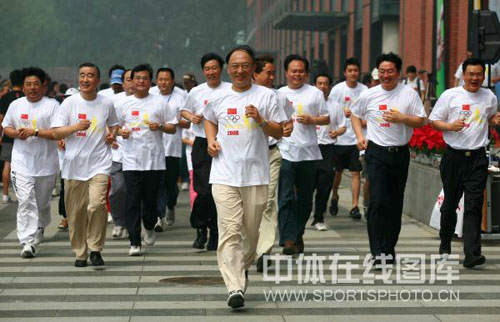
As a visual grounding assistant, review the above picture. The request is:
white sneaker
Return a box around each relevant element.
[154,217,166,232]
[21,244,35,258]
[107,213,113,224]
[314,222,328,231]
[51,188,59,197]
[33,228,44,245]
[2,195,12,204]
[129,246,142,256]
[144,229,156,246]
[166,209,175,226]
[227,290,245,309]
[112,226,126,238]
[180,182,189,191]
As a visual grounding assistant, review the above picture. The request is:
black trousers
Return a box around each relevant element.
[190,137,217,231]
[313,144,335,222]
[157,156,180,218]
[439,146,488,257]
[123,170,161,246]
[365,141,410,257]
[58,176,66,218]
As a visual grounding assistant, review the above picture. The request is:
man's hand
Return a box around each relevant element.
[329,130,340,139]
[356,137,368,151]
[245,104,263,124]
[449,118,466,132]
[283,121,293,137]
[105,131,115,144]
[344,110,352,118]
[57,139,65,151]
[296,114,313,125]
[383,109,407,124]
[207,140,221,157]
[18,128,35,140]
[76,119,91,131]
[192,114,203,124]
[122,128,131,139]
[111,141,119,149]
[147,121,160,131]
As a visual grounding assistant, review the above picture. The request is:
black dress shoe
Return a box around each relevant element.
[90,251,104,266]
[463,255,485,268]
[75,259,87,267]
[439,240,451,255]
[192,228,207,249]
[206,230,218,251]
[256,255,264,273]
[349,206,362,220]
[329,198,339,216]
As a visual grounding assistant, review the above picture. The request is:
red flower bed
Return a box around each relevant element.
[409,125,446,154]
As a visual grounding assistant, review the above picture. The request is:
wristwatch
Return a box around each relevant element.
[258,119,268,128]
[159,123,164,130]
[34,129,39,137]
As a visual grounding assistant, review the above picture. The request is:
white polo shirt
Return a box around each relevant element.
[429,86,497,150]
[317,98,346,145]
[159,87,187,158]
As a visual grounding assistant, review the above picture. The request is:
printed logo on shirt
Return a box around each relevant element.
[76,113,88,137]
[460,104,484,127]
[376,104,391,128]
[203,100,208,107]
[20,114,30,128]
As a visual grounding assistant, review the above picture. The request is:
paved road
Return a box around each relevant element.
[1,179,500,321]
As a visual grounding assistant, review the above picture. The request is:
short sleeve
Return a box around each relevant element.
[1,102,15,128]
[317,91,329,116]
[454,65,462,79]
[181,91,196,112]
[106,101,120,127]
[409,90,426,117]
[163,101,178,125]
[486,94,498,119]
[265,92,281,123]
[202,101,217,124]
[351,92,367,119]
[51,99,71,128]
[428,91,450,122]
[334,102,346,128]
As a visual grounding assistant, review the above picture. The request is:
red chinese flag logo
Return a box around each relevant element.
[132,111,139,116]
[21,114,28,119]
[227,108,237,115]
[203,100,208,106]
[345,96,350,102]
[379,105,387,111]
[78,113,87,119]
[462,104,470,111]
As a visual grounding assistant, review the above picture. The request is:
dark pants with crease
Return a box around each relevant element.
[278,159,317,245]
[123,170,161,246]
[313,144,335,223]
[439,146,488,257]
[365,141,409,257]
[157,156,180,218]
[190,137,218,232]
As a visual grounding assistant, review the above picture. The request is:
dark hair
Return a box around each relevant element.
[225,45,256,64]
[406,65,417,73]
[255,55,274,74]
[9,69,23,87]
[79,62,101,78]
[200,53,224,69]
[121,69,131,82]
[376,52,403,72]
[343,57,360,71]
[131,64,153,80]
[361,72,372,86]
[462,57,486,74]
[108,64,125,77]
[284,54,309,72]
[21,67,47,84]
[59,83,68,94]
[156,67,175,80]
[314,73,332,86]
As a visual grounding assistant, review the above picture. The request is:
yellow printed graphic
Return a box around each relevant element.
[297,103,303,116]
[243,114,250,129]
[143,112,149,125]
[91,116,97,131]
[32,119,37,130]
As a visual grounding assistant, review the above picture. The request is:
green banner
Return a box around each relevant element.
[435,0,446,97]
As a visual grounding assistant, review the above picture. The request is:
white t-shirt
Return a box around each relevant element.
[277,84,329,162]
[115,94,177,171]
[97,88,115,98]
[351,83,426,147]
[181,82,231,138]
[159,87,187,158]
[203,84,281,187]
[328,81,368,146]
[316,98,346,145]
[429,86,497,150]
[149,86,160,95]
[51,94,119,180]
[269,89,295,146]
[110,92,131,163]
[182,126,195,171]
[2,97,59,176]
[404,78,425,94]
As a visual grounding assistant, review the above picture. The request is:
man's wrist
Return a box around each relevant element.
[258,119,268,128]
[34,129,39,137]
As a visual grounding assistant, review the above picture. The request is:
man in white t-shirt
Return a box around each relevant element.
[429,57,500,268]
[454,51,500,87]
[312,73,346,231]
[109,69,133,239]
[278,55,330,255]
[115,64,177,256]
[2,67,59,258]
[204,45,283,309]
[402,65,425,101]
[154,67,190,231]
[328,58,368,220]
[98,64,125,97]
[351,53,427,265]
[253,55,294,273]
[181,53,231,251]
[52,62,120,267]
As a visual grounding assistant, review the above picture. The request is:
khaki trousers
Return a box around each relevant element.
[212,184,268,292]
[65,174,109,260]
[256,146,281,258]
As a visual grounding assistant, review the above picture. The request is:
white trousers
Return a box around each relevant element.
[12,171,56,245]
[212,184,268,292]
